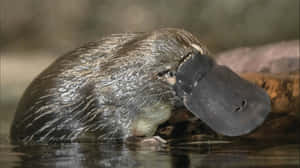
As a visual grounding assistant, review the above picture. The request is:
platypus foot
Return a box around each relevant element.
[125,136,167,147]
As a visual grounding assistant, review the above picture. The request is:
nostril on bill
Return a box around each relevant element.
[234,99,247,112]
[241,99,247,107]
[234,106,242,112]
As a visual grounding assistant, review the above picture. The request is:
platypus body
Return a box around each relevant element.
[10,28,271,143]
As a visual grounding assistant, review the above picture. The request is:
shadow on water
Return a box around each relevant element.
[0,137,299,168]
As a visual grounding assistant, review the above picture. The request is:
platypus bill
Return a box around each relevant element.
[10,28,270,144]
[175,50,271,136]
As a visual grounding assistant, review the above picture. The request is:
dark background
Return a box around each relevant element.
[1,0,299,53]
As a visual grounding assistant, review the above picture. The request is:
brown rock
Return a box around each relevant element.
[241,72,300,141]
[241,73,300,117]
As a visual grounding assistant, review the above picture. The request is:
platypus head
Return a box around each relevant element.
[145,28,271,136]
[174,50,271,136]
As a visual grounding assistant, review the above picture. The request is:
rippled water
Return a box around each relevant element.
[1,106,299,168]
[0,136,299,168]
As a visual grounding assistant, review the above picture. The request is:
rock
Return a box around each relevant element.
[241,73,300,117]
[216,40,299,73]
[242,73,300,141]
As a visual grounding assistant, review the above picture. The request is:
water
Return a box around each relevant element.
[0,136,299,168]
[0,102,299,168]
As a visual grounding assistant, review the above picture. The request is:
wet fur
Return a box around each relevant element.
[10,28,208,143]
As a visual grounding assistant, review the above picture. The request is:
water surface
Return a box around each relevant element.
[0,136,299,168]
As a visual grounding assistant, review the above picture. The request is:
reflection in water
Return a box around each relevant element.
[13,143,138,168]
[0,140,299,168]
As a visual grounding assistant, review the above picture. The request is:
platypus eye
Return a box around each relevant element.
[157,69,170,77]
[157,69,175,78]
[167,71,174,77]
[157,69,176,85]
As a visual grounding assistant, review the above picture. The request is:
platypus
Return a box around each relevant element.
[10,28,271,144]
